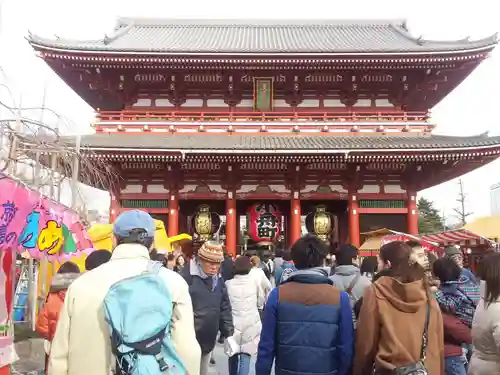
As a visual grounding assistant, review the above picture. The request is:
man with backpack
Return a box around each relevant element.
[329,244,372,328]
[180,241,234,375]
[275,250,296,285]
[48,210,201,375]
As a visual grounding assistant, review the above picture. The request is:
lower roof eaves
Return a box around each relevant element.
[49,133,500,154]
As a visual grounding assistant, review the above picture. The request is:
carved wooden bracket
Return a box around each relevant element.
[341,164,365,191]
[339,90,358,107]
[163,163,183,191]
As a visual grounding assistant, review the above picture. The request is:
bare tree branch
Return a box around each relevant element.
[453,179,473,226]
[0,84,119,219]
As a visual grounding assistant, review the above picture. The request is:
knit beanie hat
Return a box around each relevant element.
[197,241,224,263]
[444,246,461,257]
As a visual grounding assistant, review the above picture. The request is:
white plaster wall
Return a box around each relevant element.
[384,185,406,194]
[121,184,143,193]
[147,185,169,193]
[358,185,380,194]
[131,98,152,107]
[155,99,174,107]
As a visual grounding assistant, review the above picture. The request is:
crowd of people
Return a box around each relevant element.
[34,209,500,375]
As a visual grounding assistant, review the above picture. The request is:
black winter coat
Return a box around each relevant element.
[181,266,234,354]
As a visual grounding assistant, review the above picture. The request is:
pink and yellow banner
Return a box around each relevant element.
[0,173,94,261]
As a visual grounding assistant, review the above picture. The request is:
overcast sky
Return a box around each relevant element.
[0,0,499,223]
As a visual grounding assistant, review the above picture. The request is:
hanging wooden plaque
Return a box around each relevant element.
[253,78,273,112]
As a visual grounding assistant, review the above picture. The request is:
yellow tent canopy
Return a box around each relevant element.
[37,222,192,301]
[359,236,384,254]
[88,219,172,253]
[361,228,399,237]
[359,228,400,256]
[464,215,500,241]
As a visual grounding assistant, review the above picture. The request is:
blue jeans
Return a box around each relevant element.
[228,353,251,375]
[445,356,467,375]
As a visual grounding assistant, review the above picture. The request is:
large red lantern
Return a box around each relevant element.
[247,203,282,243]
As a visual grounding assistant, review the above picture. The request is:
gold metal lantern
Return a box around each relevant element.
[194,204,213,241]
[312,205,332,242]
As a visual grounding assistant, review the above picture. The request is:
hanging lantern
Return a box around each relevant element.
[192,204,221,242]
[305,205,333,242]
[247,203,282,244]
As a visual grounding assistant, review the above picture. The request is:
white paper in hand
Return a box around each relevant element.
[224,336,239,357]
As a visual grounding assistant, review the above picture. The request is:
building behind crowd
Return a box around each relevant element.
[27,19,500,255]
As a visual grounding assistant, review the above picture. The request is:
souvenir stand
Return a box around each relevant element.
[0,173,93,373]
[359,228,440,259]
[419,228,496,272]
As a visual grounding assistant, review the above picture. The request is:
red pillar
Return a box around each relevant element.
[348,190,360,248]
[226,191,237,257]
[109,193,119,222]
[168,192,179,237]
[289,191,302,246]
[407,191,419,235]
[235,212,240,256]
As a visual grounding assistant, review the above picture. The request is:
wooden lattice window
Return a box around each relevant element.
[358,200,406,209]
[120,199,168,209]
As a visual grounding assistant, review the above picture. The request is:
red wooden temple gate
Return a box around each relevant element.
[28,18,500,256]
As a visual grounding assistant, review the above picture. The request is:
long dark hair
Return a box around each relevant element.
[360,256,378,275]
[58,261,80,274]
[482,252,500,307]
[379,241,428,289]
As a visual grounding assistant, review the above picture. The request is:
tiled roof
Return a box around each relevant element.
[28,18,498,54]
[56,133,500,151]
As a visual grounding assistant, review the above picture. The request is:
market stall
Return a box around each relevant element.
[419,228,493,247]
[360,228,440,257]
[0,173,93,372]
[419,227,496,272]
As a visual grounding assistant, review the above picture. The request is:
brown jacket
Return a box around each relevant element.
[353,276,444,375]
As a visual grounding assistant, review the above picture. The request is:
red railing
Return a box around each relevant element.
[96,110,429,123]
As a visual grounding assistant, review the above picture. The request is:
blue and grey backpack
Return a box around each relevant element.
[103,261,186,375]
[278,262,296,284]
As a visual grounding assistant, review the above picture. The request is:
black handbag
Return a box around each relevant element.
[376,298,431,375]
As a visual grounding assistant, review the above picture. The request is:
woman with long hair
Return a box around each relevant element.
[173,253,186,273]
[249,256,272,317]
[360,256,378,281]
[353,241,444,375]
[468,252,500,375]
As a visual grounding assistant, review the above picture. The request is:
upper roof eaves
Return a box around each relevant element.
[27,18,498,55]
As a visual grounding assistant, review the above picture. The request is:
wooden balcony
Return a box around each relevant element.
[94,110,432,133]
[98,110,429,122]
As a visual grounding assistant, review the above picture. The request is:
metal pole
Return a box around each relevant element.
[71,135,81,209]
[36,87,50,321]
[7,99,22,176]
[27,149,43,330]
